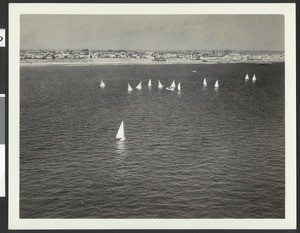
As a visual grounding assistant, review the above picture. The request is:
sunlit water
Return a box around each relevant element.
[20,63,285,218]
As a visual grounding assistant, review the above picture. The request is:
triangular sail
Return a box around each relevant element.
[245,74,249,81]
[116,121,125,139]
[170,80,176,89]
[148,79,152,87]
[203,78,207,87]
[252,74,256,82]
[136,81,142,90]
[100,79,106,88]
[214,80,219,88]
[158,80,163,89]
[128,83,133,92]
[177,82,181,91]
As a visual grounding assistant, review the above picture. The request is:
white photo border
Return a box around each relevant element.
[9,3,296,230]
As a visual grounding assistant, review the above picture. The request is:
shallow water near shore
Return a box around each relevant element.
[20,63,285,218]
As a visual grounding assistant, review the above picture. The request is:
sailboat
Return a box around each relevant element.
[245,74,249,81]
[203,78,207,87]
[170,80,176,89]
[100,79,106,88]
[177,82,181,92]
[166,80,176,91]
[116,121,125,141]
[214,80,219,88]
[136,81,142,90]
[158,80,163,89]
[252,74,256,82]
[128,83,133,92]
[148,79,152,87]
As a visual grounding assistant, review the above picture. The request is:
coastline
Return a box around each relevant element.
[20,58,283,67]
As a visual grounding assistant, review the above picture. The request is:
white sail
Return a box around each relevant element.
[177,82,181,91]
[214,80,219,88]
[203,78,207,87]
[158,80,163,89]
[128,83,133,92]
[136,81,142,90]
[245,74,249,81]
[116,121,125,140]
[100,79,106,88]
[170,80,176,89]
[252,74,256,82]
[148,79,152,87]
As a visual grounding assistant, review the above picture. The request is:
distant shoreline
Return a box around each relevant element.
[20,58,283,67]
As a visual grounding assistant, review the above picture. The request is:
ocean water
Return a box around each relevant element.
[20,63,285,218]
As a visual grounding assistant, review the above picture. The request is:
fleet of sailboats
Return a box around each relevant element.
[108,73,258,140]
[100,73,257,96]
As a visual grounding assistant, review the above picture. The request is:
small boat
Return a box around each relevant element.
[245,74,249,81]
[148,79,152,87]
[136,81,142,90]
[177,82,181,92]
[166,87,175,91]
[166,80,176,91]
[203,78,207,87]
[128,83,133,92]
[158,80,163,89]
[192,70,197,73]
[214,80,219,88]
[100,79,106,88]
[116,121,125,141]
[252,74,256,82]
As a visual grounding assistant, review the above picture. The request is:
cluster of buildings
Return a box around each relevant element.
[191,51,284,62]
[20,49,284,63]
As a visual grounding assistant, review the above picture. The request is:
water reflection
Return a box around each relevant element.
[115,140,127,157]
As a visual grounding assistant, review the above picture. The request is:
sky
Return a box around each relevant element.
[20,15,284,51]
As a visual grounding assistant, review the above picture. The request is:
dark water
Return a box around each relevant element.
[20,63,285,218]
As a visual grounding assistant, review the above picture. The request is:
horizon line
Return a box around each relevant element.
[20,48,285,53]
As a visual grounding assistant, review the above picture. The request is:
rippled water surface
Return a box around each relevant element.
[20,63,285,218]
